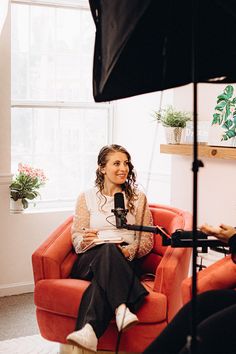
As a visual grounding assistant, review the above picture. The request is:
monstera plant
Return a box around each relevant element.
[212,85,236,141]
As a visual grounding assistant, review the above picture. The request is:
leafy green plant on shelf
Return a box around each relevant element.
[212,85,236,141]
[152,105,192,144]
[153,105,192,128]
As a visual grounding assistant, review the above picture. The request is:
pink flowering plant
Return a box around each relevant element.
[10,163,47,209]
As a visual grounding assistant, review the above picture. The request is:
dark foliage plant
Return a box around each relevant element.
[212,85,236,141]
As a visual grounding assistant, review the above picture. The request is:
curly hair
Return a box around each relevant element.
[95,144,138,213]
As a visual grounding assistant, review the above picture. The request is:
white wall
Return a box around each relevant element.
[113,90,173,204]
[171,84,236,226]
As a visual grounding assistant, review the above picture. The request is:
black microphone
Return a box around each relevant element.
[112,192,128,229]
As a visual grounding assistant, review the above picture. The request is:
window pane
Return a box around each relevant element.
[11,107,110,202]
[12,3,95,102]
[11,2,111,209]
[11,108,33,169]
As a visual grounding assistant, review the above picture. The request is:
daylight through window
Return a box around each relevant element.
[11,0,112,210]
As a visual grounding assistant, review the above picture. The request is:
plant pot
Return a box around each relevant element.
[208,124,236,147]
[165,127,183,144]
[10,199,24,213]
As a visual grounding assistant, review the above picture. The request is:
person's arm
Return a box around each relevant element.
[71,193,98,253]
[218,224,236,263]
[228,234,236,263]
[120,192,154,261]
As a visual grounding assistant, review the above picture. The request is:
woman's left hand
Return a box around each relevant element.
[117,245,130,259]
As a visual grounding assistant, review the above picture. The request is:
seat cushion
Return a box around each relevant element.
[34,278,167,323]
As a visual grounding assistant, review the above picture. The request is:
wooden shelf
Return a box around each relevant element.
[160,144,236,160]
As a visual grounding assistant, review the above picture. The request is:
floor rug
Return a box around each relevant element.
[0,334,59,354]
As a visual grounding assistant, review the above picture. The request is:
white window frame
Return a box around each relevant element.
[11,0,114,211]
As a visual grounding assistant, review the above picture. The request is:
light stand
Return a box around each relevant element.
[191,1,202,352]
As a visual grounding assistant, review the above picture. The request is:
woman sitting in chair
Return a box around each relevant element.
[143,223,236,354]
[66,144,153,352]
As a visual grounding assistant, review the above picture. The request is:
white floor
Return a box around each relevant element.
[0,334,59,354]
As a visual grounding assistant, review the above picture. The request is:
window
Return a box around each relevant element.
[11,0,113,210]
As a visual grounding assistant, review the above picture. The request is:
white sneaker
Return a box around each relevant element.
[116,304,139,332]
[66,323,98,352]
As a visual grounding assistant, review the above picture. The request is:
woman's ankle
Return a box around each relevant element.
[116,303,127,314]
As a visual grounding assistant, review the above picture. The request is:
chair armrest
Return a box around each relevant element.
[154,246,192,321]
[182,255,236,304]
[32,216,77,283]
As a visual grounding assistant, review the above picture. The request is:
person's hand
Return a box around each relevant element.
[117,245,130,259]
[81,228,99,243]
[200,223,236,243]
[200,223,222,236]
[217,224,236,242]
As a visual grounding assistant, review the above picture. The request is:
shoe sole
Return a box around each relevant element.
[66,338,97,353]
[120,319,139,332]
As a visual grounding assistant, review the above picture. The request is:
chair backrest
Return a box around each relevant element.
[32,203,192,284]
[140,204,192,275]
[182,255,236,304]
[32,216,76,283]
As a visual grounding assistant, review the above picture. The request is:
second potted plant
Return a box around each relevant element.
[208,85,236,147]
[153,105,192,144]
[10,163,47,213]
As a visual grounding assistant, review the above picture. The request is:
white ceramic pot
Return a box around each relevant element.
[10,199,24,213]
[165,127,183,144]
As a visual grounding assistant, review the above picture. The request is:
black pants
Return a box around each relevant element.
[71,243,148,338]
[143,289,236,354]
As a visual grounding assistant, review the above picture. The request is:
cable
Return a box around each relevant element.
[145,90,164,193]
[105,215,116,226]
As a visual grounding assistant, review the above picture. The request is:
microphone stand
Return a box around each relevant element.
[121,222,227,252]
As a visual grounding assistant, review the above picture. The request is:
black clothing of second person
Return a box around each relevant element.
[143,236,236,354]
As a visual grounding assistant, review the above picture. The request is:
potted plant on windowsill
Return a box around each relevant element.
[208,85,236,147]
[9,163,47,213]
[153,105,192,144]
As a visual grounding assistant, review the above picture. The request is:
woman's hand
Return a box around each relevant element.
[81,228,99,243]
[117,245,130,259]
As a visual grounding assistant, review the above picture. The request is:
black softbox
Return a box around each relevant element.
[89,0,236,102]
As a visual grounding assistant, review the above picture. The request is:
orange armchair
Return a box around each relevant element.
[32,204,192,353]
[182,255,236,305]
